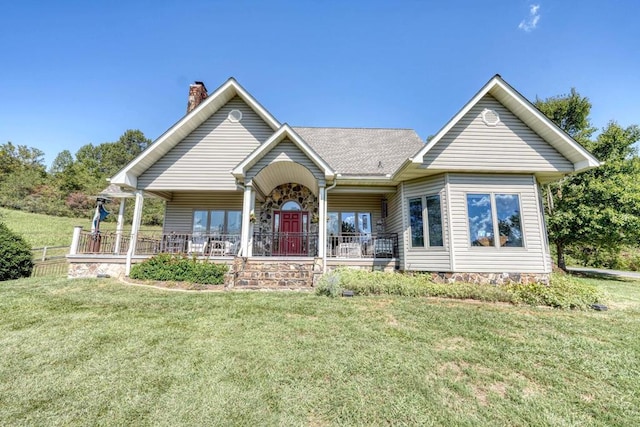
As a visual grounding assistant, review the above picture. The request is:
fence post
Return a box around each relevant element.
[70,226,83,255]
[42,246,47,261]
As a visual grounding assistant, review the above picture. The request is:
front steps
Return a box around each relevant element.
[227,257,323,289]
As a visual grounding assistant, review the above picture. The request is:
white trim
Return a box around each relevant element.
[532,176,552,273]
[412,75,600,172]
[232,124,335,181]
[240,183,254,257]
[318,185,326,258]
[114,198,126,254]
[125,191,144,276]
[111,78,281,187]
[70,226,82,255]
[444,173,456,270]
[400,182,407,271]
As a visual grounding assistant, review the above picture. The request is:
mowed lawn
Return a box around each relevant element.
[0,207,162,248]
[1,277,639,426]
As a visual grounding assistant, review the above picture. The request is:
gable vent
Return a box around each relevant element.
[481,108,500,126]
[228,109,243,122]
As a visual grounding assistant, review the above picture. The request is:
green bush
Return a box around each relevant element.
[130,253,228,285]
[316,269,603,309]
[506,274,602,309]
[0,222,34,281]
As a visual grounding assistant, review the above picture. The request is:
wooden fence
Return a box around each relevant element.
[31,245,69,278]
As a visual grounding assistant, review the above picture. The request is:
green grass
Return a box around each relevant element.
[1,276,639,425]
[0,207,161,248]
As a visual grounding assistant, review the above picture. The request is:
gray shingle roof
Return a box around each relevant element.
[292,127,425,176]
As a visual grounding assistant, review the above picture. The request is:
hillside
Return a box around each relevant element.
[0,207,161,248]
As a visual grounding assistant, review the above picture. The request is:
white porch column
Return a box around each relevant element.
[125,191,144,276]
[240,181,254,257]
[69,226,83,255]
[318,182,326,258]
[114,198,126,254]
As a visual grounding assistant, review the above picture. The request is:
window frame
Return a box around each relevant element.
[192,209,242,236]
[327,211,372,236]
[407,193,445,250]
[465,192,525,249]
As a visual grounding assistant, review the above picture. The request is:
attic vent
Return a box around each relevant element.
[228,109,243,122]
[481,108,500,126]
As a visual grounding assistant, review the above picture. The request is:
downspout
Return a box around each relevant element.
[323,178,338,273]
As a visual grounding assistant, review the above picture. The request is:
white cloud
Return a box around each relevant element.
[518,4,541,32]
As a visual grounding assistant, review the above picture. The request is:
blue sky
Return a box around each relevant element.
[1,1,638,167]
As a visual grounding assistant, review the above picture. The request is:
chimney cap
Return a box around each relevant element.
[191,81,207,90]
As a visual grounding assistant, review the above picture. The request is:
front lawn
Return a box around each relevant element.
[1,276,639,425]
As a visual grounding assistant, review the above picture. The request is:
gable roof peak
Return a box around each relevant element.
[411,74,599,172]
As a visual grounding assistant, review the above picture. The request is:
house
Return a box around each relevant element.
[67,75,599,286]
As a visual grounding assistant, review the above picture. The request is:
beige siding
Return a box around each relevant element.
[163,191,244,233]
[139,97,274,191]
[402,175,451,271]
[327,193,388,230]
[246,140,324,180]
[447,173,549,273]
[423,95,573,172]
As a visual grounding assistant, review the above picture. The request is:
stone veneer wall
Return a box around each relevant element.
[257,183,319,255]
[258,183,318,233]
[68,262,127,279]
[427,272,550,285]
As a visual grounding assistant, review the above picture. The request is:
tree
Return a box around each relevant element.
[539,98,640,269]
[535,88,596,144]
[49,149,74,175]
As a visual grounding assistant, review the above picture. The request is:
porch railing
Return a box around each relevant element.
[75,230,397,259]
[252,232,319,257]
[327,233,398,259]
[75,230,240,257]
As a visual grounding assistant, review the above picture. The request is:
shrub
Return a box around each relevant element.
[130,253,228,285]
[316,269,603,309]
[506,274,603,309]
[0,222,34,281]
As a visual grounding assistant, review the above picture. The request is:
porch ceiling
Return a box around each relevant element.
[253,162,319,196]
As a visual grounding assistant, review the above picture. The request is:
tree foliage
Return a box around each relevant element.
[0,130,162,225]
[537,89,640,269]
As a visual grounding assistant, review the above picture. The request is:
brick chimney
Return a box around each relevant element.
[187,81,208,113]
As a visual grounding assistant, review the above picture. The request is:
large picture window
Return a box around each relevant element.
[193,210,241,235]
[467,193,523,247]
[408,194,444,248]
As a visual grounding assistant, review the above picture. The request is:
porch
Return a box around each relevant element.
[71,228,398,260]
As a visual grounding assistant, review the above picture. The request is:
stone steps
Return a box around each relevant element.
[228,257,322,288]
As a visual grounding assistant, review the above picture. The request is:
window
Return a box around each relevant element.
[281,200,301,211]
[408,194,444,248]
[426,195,443,246]
[327,212,371,235]
[495,194,523,247]
[409,198,424,247]
[467,193,523,248]
[192,210,242,235]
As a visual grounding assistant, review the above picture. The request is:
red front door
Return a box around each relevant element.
[277,211,305,255]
